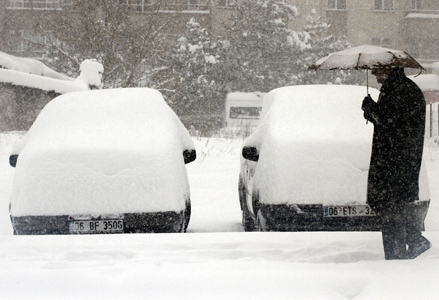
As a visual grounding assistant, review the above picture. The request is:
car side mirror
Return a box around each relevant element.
[9,154,18,168]
[242,146,259,162]
[183,149,196,164]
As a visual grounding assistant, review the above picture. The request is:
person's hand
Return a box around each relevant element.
[361,95,377,124]
[361,95,375,111]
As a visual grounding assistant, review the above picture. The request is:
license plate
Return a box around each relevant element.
[69,219,124,234]
[324,205,375,217]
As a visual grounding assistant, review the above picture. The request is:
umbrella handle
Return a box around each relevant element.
[367,70,369,94]
[366,70,369,124]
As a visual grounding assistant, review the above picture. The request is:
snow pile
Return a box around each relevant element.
[289,31,311,50]
[0,69,90,94]
[205,55,217,64]
[75,59,104,88]
[10,88,194,216]
[0,51,104,94]
[0,51,72,80]
[245,85,429,205]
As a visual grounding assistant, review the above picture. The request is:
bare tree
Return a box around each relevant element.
[34,0,182,88]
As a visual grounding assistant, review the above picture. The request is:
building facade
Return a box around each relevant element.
[1,0,439,69]
[289,0,439,71]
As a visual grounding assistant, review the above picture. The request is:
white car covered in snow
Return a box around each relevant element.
[9,88,196,234]
[239,85,430,231]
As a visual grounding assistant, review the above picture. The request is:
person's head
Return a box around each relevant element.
[371,67,393,84]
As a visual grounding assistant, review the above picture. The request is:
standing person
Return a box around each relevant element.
[361,67,431,260]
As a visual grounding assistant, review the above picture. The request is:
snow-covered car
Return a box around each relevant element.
[9,88,196,235]
[239,85,430,231]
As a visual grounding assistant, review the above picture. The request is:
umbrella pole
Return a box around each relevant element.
[366,69,369,95]
[366,70,369,124]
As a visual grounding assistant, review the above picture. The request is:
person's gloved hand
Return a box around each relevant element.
[361,95,375,112]
[361,95,376,123]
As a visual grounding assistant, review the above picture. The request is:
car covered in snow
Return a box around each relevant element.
[9,88,196,235]
[239,85,430,231]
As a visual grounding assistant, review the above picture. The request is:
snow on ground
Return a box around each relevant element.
[1,132,439,299]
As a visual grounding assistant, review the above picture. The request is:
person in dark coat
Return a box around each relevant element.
[362,67,431,260]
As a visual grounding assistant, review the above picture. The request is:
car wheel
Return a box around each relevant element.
[240,182,255,232]
[184,202,191,233]
[238,176,245,208]
[242,205,256,232]
[256,210,267,232]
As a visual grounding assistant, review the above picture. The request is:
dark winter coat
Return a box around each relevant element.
[363,68,426,214]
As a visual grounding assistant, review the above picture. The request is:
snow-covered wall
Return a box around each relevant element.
[0,51,104,93]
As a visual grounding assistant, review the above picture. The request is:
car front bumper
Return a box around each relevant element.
[258,200,430,232]
[10,211,185,235]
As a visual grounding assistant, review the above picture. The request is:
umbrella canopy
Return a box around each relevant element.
[308,45,425,71]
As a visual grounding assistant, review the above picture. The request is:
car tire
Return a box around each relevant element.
[184,202,191,233]
[242,205,256,232]
[256,210,267,232]
[239,178,255,231]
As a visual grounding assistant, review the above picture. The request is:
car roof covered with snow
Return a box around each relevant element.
[10,88,195,217]
[243,85,430,206]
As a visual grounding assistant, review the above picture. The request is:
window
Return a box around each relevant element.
[229,107,262,120]
[186,0,208,11]
[8,31,25,53]
[8,0,62,9]
[8,30,49,54]
[120,0,153,12]
[374,0,393,11]
[121,0,208,12]
[217,0,235,8]
[327,0,346,10]
[411,0,423,10]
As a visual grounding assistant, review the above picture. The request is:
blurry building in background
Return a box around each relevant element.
[0,0,216,57]
[1,0,438,134]
[289,0,439,73]
[1,0,438,70]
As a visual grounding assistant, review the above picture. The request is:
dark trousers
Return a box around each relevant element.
[380,203,429,260]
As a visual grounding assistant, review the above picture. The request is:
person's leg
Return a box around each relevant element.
[381,208,408,260]
[405,203,431,259]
